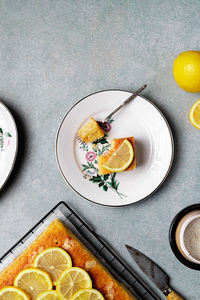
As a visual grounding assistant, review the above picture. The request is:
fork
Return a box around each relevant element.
[77,84,147,144]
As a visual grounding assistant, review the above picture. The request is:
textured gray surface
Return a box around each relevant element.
[0,0,200,299]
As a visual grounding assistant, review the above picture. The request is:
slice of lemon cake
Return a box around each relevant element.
[78,117,105,143]
[98,137,136,175]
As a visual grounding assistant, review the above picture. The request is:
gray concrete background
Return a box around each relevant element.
[0,0,200,299]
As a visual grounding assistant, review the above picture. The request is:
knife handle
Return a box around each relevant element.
[164,288,184,300]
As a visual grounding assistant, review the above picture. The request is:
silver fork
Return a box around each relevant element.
[77,84,147,144]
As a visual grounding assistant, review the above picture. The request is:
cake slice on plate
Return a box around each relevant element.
[98,137,136,175]
[78,117,105,143]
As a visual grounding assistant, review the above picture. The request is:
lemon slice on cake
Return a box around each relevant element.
[0,286,31,300]
[56,267,92,300]
[102,139,134,172]
[71,288,105,300]
[34,247,72,285]
[189,99,200,129]
[14,268,53,300]
[36,290,59,300]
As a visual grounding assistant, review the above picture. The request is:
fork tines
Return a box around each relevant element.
[77,136,85,145]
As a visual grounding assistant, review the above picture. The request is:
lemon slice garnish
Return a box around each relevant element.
[71,288,105,300]
[0,286,31,300]
[14,268,52,300]
[56,267,92,300]
[36,290,59,300]
[189,99,200,129]
[34,247,72,285]
[102,139,134,172]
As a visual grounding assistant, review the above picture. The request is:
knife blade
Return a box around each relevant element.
[125,245,184,300]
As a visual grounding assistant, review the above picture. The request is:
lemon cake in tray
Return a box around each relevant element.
[0,207,138,300]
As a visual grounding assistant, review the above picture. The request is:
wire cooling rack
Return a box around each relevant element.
[0,202,159,300]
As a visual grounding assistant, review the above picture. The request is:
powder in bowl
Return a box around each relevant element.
[184,216,200,261]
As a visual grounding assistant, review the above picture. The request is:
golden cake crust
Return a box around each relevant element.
[0,220,136,300]
[98,137,136,175]
[78,117,105,143]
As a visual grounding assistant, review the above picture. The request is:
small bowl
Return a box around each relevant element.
[169,204,200,270]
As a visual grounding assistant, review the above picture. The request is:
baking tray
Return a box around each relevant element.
[0,201,158,300]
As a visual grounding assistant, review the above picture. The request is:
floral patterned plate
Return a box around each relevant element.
[0,102,18,191]
[56,90,174,207]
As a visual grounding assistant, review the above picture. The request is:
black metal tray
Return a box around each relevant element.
[0,202,158,300]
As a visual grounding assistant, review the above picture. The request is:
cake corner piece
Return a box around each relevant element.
[78,117,105,143]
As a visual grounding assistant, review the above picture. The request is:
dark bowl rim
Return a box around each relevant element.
[169,204,200,270]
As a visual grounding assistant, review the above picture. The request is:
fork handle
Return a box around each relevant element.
[104,84,147,122]
[166,291,183,300]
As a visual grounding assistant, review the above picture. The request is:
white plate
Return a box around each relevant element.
[0,102,18,191]
[56,90,174,207]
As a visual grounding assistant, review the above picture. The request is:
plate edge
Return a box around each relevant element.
[0,101,18,191]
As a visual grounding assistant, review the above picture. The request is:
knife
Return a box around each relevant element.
[125,245,184,300]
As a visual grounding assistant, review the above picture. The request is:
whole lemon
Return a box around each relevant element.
[173,51,200,93]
